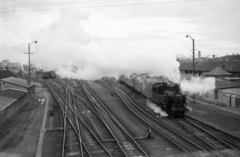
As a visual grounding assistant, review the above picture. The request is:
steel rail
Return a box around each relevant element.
[185,115,240,150]
[45,80,66,157]
[55,78,88,99]
[177,118,232,157]
[76,110,114,157]
[109,80,238,156]
[98,80,212,157]
[102,80,222,156]
[105,79,239,151]
[69,80,113,157]
[168,117,230,157]
[48,81,91,157]
[81,81,150,157]
[52,79,113,156]
[184,116,240,153]
[80,81,129,157]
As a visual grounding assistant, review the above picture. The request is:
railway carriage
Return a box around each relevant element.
[42,71,56,79]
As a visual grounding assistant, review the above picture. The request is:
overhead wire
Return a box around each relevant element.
[0,0,207,12]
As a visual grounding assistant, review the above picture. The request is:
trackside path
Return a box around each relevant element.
[35,89,49,157]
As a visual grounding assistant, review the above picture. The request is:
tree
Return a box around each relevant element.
[23,63,37,75]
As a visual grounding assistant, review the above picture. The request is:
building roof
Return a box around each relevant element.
[216,79,240,89]
[0,96,17,111]
[1,77,35,88]
[0,70,17,80]
[179,60,240,73]
[0,89,27,99]
[204,67,231,76]
[221,54,240,61]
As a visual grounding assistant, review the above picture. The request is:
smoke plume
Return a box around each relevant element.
[146,99,168,117]
[180,77,216,95]
[1,9,216,95]
[32,10,181,81]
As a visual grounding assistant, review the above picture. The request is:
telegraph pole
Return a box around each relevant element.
[25,41,37,86]
[192,39,195,76]
[186,35,195,76]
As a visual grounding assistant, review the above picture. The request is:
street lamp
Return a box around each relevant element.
[25,41,37,86]
[186,35,195,76]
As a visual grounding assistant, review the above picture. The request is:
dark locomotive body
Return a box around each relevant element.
[120,75,187,118]
[42,71,56,79]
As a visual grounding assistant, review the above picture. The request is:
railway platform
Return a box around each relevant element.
[0,82,47,157]
[187,97,240,138]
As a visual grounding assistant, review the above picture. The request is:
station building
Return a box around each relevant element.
[0,75,36,127]
[0,77,35,99]
[179,54,240,107]
[0,89,29,127]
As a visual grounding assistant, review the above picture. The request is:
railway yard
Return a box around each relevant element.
[1,78,240,157]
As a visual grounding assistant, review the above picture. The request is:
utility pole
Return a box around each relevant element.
[25,41,37,86]
[186,35,195,76]
[186,35,196,102]
[192,39,195,76]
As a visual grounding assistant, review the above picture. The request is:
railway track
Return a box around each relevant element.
[52,79,125,156]
[68,80,114,157]
[185,115,240,150]
[80,80,150,157]
[47,80,84,157]
[47,78,240,157]
[98,79,238,157]
[176,117,240,157]
[102,79,240,156]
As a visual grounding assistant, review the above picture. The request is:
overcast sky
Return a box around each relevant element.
[1,0,240,77]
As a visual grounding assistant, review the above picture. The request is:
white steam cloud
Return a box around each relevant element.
[1,9,216,95]
[33,10,180,81]
[146,100,168,117]
[180,77,216,95]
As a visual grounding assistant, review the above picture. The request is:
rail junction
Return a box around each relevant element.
[12,77,240,157]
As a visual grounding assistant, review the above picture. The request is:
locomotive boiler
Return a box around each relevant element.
[120,75,187,118]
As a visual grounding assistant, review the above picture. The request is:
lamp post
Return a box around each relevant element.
[25,41,37,86]
[186,35,195,76]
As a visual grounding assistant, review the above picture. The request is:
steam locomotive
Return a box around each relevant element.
[120,75,187,118]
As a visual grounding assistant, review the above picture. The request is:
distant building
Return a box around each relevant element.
[0,60,21,72]
[203,67,232,79]
[179,54,240,79]
[179,54,240,107]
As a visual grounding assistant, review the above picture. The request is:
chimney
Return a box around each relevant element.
[233,53,234,55]
[198,51,201,61]
[213,54,215,59]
